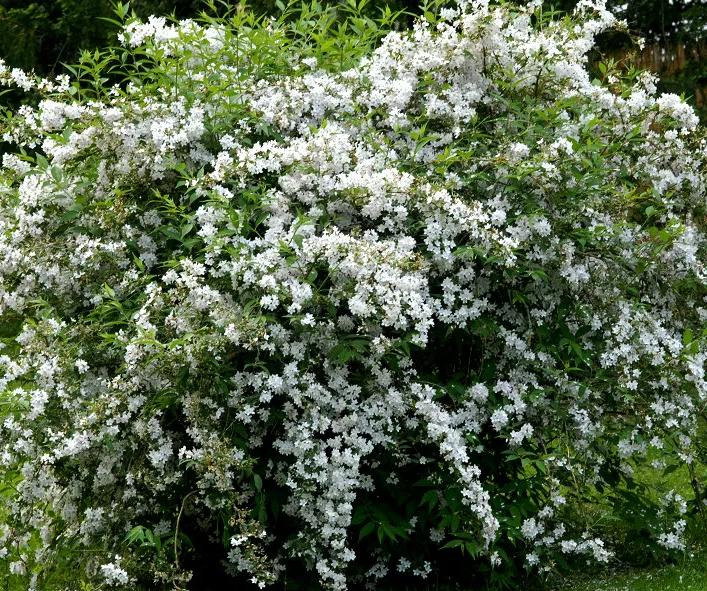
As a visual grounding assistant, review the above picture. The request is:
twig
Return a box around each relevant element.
[174,490,198,575]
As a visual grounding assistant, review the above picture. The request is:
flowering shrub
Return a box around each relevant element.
[0,0,706,589]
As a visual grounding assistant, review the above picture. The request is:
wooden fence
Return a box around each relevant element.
[607,42,707,107]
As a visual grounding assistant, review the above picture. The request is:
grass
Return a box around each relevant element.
[550,549,707,591]
[544,443,707,591]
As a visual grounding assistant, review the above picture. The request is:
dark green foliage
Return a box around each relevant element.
[0,0,420,79]
[0,0,205,76]
[542,0,707,45]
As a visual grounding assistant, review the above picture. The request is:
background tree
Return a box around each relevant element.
[0,0,203,74]
[0,0,423,78]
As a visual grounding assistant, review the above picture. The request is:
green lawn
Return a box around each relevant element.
[552,551,707,591]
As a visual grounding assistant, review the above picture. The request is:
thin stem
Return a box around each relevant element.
[173,490,198,581]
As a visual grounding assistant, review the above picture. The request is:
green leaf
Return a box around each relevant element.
[36,153,49,170]
[61,207,83,222]
[528,268,548,282]
[253,474,263,492]
[465,541,480,557]
[378,521,402,543]
[683,329,693,346]
[442,539,464,550]
[181,238,199,251]
[377,525,385,544]
[419,489,438,511]
[663,463,679,477]
[159,227,182,241]
[177,365,190,388]
[359,521,375,541]
[124,526,146,545]
[50,166,63,184]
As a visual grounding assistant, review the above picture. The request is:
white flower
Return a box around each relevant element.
[101,557,129,586]
[521,518,543,540]
[490,409,509,432]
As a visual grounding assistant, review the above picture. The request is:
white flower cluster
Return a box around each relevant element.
[0,0,705,589]
[100,557,130,586]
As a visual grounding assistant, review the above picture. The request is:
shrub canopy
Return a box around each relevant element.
[0,1,706,589]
